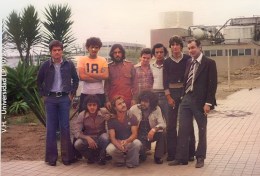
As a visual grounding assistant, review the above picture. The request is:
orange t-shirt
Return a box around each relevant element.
[77,56,108,94]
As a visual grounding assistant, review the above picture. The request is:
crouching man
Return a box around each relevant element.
[106,95,142,168]
[129,91,166,164]
[73,95,110,165]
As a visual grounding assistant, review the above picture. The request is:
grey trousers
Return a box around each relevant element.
[106,139,142,167]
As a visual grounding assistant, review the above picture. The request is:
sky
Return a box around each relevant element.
[1,0,260,47]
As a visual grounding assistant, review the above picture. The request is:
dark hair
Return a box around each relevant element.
[138,91,158,111]
[109,44,126,61]
[83,95,100,113]
[168,35,184,48]
[49,40,63,51]
[140,48,152,57]
[152,43,168,56]
[85,37,102,48]
[110,95,125,114]
[187,38,201,47]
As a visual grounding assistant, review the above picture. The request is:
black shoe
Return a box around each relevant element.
[139,154,147,162]
[63,158,77,166]
[87,158,95,164]
[97,158,106,165]
[154,157,163,164]
[189,156,195,161]
[168,160,188,166]
[47,161,56,166]
[166,156,174,161]
[195,158,204,168]
[105,155,112,161]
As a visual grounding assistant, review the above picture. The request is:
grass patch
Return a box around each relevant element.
[7,111,40,125]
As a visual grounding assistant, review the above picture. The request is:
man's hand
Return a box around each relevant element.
[85,136,97,149]
[115,140,127,152]
[166,95,175,108]
[203,104,211,117]
[131,99,136,106]
[68,94,74,102]
[147,128,156,141]
[105,101,112,111]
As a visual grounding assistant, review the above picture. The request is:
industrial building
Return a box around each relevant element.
[150,11,260,76]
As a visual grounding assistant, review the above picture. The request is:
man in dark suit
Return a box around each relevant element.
[169,39,217,168]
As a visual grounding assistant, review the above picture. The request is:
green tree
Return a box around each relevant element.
[5,5,41,66]
[42,4,76,54]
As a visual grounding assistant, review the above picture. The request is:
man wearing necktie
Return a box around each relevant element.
[169,39,217,168]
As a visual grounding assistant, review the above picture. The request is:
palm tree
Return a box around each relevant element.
[42,4,76,54]
[5,5,41,66]
[5,11,24,61]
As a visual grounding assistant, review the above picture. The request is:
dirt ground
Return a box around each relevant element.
[1,64,260,161]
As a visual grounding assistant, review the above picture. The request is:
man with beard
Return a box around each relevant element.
[105,44,136,110]
[106,96,142,168]
[129,91,166,164]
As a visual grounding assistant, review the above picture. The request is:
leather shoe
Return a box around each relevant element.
[63,158,77,166]
[47,161,56,166]
[195,158,204,168]
[154,157,163,164]
[97,158,106,165]
[168,160,188,166]
[189,156,195,161]
[166,156,174,161]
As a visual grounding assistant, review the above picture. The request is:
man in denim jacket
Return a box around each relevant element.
[37,40,79,166]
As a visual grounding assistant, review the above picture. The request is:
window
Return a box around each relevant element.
[245,49,251,55]
[204,50,210,57]
[217,50,223,56]
[210,50,217,57]
[231,49,238,56]
[238,49,244,56]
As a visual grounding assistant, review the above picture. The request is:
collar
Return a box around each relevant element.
[193,53,203,64]
[84,110,102,118]
[170,53,184,63]
[151,60,163,68]
[49,58,65,66]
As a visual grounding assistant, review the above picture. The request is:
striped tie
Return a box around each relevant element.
[185,60,197,93]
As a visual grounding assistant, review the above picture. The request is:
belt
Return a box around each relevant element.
[48,92,69,97]
[169,83,183,88]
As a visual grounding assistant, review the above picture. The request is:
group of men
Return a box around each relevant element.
[37,35,217,168]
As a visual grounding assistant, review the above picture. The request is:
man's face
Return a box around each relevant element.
[87,45,100,58]
[140,53,152,66]
[188,41,201,59]
[154,47,165,61]
[112,48,123,62]
[115,98,127,113]
[87,103,98,114]
[140,100,150,110]
[170,43,182,56]
[51,46,63,62]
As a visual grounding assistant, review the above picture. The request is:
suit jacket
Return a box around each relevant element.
[183,54,217,110]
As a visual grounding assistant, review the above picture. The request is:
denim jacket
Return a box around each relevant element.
[37,58,79,96]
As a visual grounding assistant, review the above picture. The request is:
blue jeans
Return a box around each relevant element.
[45,95,74,163]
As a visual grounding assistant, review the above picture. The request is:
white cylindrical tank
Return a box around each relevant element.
[160,11,193,29]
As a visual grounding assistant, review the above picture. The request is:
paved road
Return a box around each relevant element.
[2,88,260,176]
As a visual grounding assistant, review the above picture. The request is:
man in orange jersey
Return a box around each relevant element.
[77,37,109,112]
